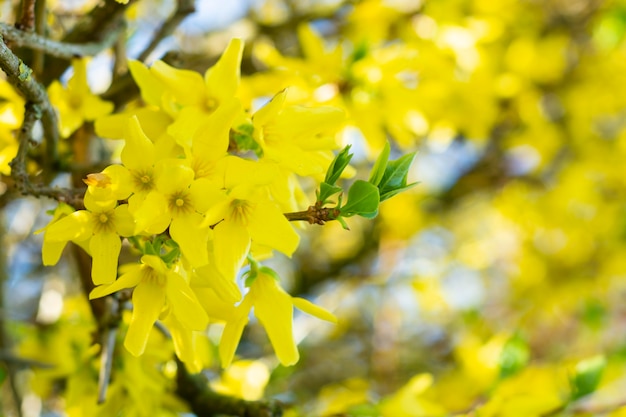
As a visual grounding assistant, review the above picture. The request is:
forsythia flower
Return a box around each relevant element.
[138,38,244,147]
[220,267,337,367]
[253,89,345,177]
[202,158,300,281]
[44,173,134,285]
[90,255,208,357]
[48,58,114,138]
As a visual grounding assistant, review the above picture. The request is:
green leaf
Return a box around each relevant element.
[499,334,530,378]
[317,182,343,205]
[368,141,390,186]
[231,123,263,157]
[570,355,607,400]
[378,152,417,202]
[340,180,380,218]
[325,145,353,185]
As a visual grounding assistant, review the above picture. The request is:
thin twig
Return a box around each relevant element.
[0,35,58,169]
[17,0,36,32]
[42,0,134,85]
[8,102,82,207]
[0,21,124,59]
[31,0,47,76]
[137,0,196,62]
[284,205,340,225]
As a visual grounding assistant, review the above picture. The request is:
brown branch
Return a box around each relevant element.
[31,0,46,76]
[0,21,124,59]
[0,35,59,170]
[137,0,196,62]
[17,0,36,32]
[42,0,134,85]
[7,101,82,207]
[284,205,340,225]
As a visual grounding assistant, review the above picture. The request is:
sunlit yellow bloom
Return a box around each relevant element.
[253,89,345,177]
[146,38,244,147]
[201,159,299,281]
[48,58,114,138]
[90,255,208,357]
[44,192,134,285]
[134,161,216,266]
[220,269,336,367]
[117,116,174,234]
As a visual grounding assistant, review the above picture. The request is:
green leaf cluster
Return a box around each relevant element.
[315,142,417,227]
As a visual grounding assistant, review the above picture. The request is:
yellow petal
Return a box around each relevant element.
[190,178,224,213]
[204,38,244,103]
[201,191,231,227]
[274,105,345,142]
[193,287,237,322]
[128,60,164,107]
[297,25,325,61]
[42,239,67,266]
[90,232,121,285]
[89,264,142,299]
[163,316,202,373]
[132,190,169,234]
[125,282,166,356]
[140,254,168,275]
[121,116,155,171]
[155,160,194,195]
[166,271,209,331]
[151,60,206,106]
[219,297,253,368]
[113,204,135,237]
[166,106,206,149]
[191,98,241,161]
[103,164,133,200]
[81,94,113,121]
[292,297,337,323]
[252,274,299,366]
[213,219,250,281]
[169,214,209,267]
[84,191,116,213]
[253,89,287,127]
[94,112,130,139]
[45,211,92,242]
[193,262,242,304]
[248,201,299,257]
[67,58,89,94]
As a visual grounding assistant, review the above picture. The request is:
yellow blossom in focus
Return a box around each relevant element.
[219,267,336,367]
[90,255,208,357]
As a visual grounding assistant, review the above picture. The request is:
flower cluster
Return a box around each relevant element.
[43,39,341,370]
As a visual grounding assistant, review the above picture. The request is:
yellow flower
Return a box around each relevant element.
[253,89,345,177]
[90,255,208,357]
[133,160,216,267]
[143,38,244,147]
[201,157,299,282]
[44,191,135,285]
[219,267,336,367]
[48,58,114,138]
